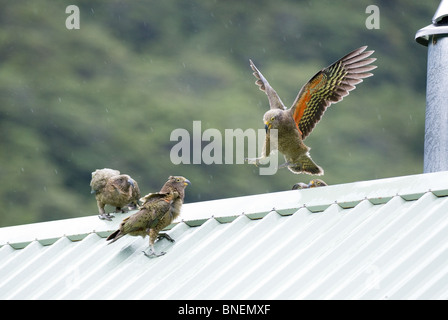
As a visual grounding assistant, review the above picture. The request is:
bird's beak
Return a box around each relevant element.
[128,179,135,187]
[184,179,191,186]
[264,121,271,133]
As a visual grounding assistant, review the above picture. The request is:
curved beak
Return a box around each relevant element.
[264,121,271,133]
[128,179,135,188]
[184,179,191,186]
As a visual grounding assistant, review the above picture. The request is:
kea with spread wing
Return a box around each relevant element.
[247,46,376,175]
[106,176,191,257]
[90,168,141,220]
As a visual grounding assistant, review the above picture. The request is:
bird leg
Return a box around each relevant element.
[157,233,175,242]
[97,205,115,220]
[245,156,271,167]
[142,233,174,257]
[278,162,291,169]
[115,206,126,214]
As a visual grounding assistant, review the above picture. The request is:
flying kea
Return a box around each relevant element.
[106,176,191,257]
[90,168,140,220]
[246,46,376,176]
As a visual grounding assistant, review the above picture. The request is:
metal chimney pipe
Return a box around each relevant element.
[416,0,448,173]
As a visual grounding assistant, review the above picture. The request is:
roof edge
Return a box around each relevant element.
[2,171,448,249]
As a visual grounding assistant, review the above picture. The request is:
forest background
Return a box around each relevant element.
[0,0,438,226]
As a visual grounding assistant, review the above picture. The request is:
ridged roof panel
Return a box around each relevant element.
[1,171,448,299]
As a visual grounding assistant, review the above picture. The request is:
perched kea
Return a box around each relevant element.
[106,176,191,257]
[246,46,376,176]
[292,179,328,190]
[90,168,140,220]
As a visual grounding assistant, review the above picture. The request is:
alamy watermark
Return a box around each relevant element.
[170,121,278,175]
[65,5,80,30]
[365,5,380,30]
[65,4,380,31]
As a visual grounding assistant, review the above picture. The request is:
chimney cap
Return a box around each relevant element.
[433,0,448,24]
[416,0,448,46]
[415,24,448,46]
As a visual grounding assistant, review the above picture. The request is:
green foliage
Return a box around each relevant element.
[0,0,437,226]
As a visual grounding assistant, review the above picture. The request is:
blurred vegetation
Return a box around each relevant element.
[0,0,438,227]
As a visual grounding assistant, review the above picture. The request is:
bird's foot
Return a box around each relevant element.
[278,162,291,169]
[98,213,114,221]
[245,157,261,166]
[142,249,166,258]
[157,233,175,243]
[245,157,272,167]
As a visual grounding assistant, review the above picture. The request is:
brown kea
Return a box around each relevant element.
[292,179,328,190]
[246,46,376,176]
[106,176,191,257]
[90,168,140,221]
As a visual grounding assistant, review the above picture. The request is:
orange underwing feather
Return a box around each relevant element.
[290,46,376,140]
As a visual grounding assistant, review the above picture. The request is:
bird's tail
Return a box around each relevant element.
[288,153,324,176]
[106,229,123,244]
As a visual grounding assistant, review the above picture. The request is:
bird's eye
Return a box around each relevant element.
[271,116,275,121]
[176,178,181,182]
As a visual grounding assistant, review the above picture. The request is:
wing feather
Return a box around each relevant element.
[289,46,376,139]
[249,59,287,110]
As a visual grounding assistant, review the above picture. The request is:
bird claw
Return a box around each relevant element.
[245,157,272,168]
[278,162,290,169]
[142,249,166,258]
[157,233,175,243]
[98,213,114,221]
[245,157,260,167]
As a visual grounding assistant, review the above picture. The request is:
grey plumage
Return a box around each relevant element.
[90,168,140,220]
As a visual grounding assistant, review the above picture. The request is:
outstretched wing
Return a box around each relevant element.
[250,59,286,110]
[289,46,376,139]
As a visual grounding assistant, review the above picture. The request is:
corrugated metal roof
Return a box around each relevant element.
[1,171,448,299]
